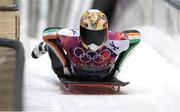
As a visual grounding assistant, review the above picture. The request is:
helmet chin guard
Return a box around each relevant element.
[88,44,103,51]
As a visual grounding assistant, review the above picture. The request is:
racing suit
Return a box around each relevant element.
[32,27,141,81]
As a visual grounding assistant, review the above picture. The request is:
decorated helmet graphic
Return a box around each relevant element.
[80,9,108,51]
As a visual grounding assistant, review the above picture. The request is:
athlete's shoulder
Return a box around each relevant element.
[43,27,61,36]
[58,28,80,37]
[122,30,141,40]
[105,31,130,54]
[107,31,128,40]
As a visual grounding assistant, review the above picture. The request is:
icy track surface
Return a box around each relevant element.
[24,39,180,112]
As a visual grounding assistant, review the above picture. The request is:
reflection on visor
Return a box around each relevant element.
[80,26,107,46]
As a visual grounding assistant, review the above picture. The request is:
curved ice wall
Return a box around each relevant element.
[112,0,180,68]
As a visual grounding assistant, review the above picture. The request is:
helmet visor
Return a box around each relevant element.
[80,26,107,46]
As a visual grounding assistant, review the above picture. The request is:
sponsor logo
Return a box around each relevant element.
[74,47,111,64]
[110,41,119,51]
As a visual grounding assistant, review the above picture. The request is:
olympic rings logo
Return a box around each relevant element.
[74,47,111,64]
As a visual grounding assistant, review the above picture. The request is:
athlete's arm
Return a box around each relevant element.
[43,27,69,78]
[43,27,67,67]
[114,30,141,71]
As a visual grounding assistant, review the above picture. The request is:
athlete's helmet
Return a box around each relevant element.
[80,9,108,51]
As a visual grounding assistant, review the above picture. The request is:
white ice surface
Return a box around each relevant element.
[24,38,180,112]
[20,0,180,111]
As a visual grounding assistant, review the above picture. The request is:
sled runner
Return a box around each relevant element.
[60,76,129,92]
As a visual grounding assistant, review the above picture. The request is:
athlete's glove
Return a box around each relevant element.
[31,42,48,59]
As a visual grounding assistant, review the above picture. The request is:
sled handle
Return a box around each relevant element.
[31,42,48,59]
